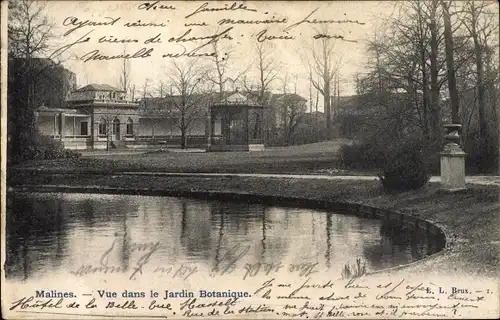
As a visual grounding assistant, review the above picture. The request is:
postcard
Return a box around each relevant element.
[2,0,499,319]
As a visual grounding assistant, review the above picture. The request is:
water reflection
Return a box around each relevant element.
[362,218,446,269]
[5,192,445,280]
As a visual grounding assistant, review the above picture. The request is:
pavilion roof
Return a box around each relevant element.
[75,84,125,92]
[213,91,262,107]
[36,105,90,115]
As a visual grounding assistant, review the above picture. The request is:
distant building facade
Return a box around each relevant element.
[36,81,308,150]
[37,84,140,150]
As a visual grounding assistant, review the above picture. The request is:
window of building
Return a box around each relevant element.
[98,118,107,135]
[126,118,134,136]
[112,118,120,136]
[80,121,88,136]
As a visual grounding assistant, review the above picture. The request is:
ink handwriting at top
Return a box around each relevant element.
[124,20,168,28]
[168,28,233,43]
[80,48,154,63]
[62,16,120,36]
[138,1,176,11]
[218,16,288,26]
[49,29,92,61]
[185,22,208,27]
[283,8,366,33]
[162,27,234,59]
[313,33,358,43]
[185,2,258,19]
[256,29,295,43]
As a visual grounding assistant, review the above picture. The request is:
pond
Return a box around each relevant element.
[5,192,445,281]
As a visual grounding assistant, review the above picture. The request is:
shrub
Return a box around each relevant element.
[339,140,385,170]
[341,258,367,279]
[379,139,430,191]
[31,134,81,161]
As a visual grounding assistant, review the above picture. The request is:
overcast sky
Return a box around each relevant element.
[42,0,394,108]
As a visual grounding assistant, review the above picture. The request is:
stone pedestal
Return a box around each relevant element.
[440,124,466,191]
[440,143,466,191]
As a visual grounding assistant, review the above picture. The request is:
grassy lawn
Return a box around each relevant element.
[12,139,367,174]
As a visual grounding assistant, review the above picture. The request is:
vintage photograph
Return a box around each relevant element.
[2,0,499,319]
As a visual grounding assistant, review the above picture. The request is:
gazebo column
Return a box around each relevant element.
[207,109,214,148]
[260,107,264,144]
[60,113,65,140]
[222,112,230,145]
[220,109,225,143]
[244,108,249,145]
[90,114,95,149]
[211,110,216,141]
[53,114,58,137]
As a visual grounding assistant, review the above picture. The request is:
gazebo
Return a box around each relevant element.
[207,92,265,152]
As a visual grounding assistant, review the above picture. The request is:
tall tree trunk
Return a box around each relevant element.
[420,41,431,139]
[429,1,441,142]
[323,41,331,132]
[471,16,488,144]
[441,1,460,125]
[180,115,187,149]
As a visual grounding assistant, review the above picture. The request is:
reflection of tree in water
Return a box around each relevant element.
[200,201,292,270]
[67,194,139,272]
[325,212,332,269]
[211,201,253,270]
[119,210,130,272]
[6,193,143,280]
[76,199,96,230]
[361,218,446,271]
[70,195,139,224]
[180,198,213,259]
[5,193,68,280]
[258,207,290,263]
[153,198,181,264]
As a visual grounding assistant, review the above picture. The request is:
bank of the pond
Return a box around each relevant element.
[8,172,500,279]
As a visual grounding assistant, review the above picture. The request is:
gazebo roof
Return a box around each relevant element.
[212,91,262,108]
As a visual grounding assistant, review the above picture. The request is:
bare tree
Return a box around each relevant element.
[156,81,166,98]
[253,42,281,103]
[278,72,307,145]
[206,27,253,100]
[441,0,460,125]
[298,50,323,141]
[305,26,343,135]
[426,0,443,141]
[130,84,136,101]
[207,34,233,100]
[462,1,499,143]
[359,2,455,142]
[164,61,208,149]
[119,46,131,92]
[8,0,57,161]
[141,78,151,101]
[240,41,281,141]
[8,0,54,60]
